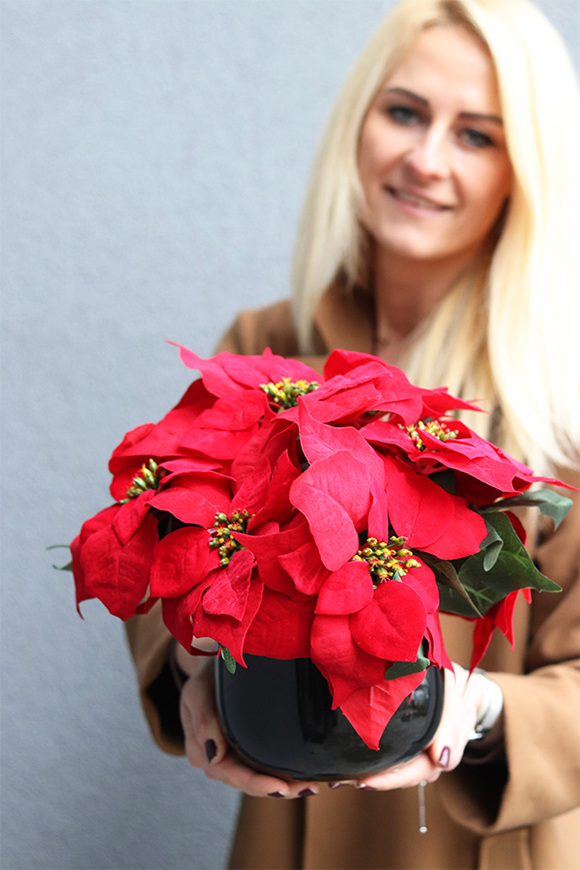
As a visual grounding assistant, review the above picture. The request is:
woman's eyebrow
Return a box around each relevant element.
[459,111,503,126]
[383,86,429,106]
[383,86,503,125]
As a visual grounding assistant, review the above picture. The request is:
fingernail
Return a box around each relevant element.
[205,739,217,763]
[356,784,376,791]
[267,791,286,798]
[439,746,450,768]
[298,788,317,797]
[328,782,349,789]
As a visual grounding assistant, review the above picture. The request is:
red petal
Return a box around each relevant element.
[234,520,312,600]
[469,617,494,671]
[469,587,524,670]
[403,561,440,614]
[108,379,216,499]
[149,526,218,597]
[387,472,486,559]
[350,582,426,661]
[201,549,255,619]
[71,504,119,608]
[77,511,158,620]
[290,452,372,571]
[425,611,453,671]
[297,402,385,483]
[179,424,260,460]
[278,540,330,596]
[196,392,267,431]
[310,614,386,705]
[152,472,232,526]
[315,562,374,615]
[338,671,428,749]
[467,584,528,671]
[162,575,214,651]
[243,589,315,658]
[193,575,264,665]
[171,345,320,399]
[112,494,153,545]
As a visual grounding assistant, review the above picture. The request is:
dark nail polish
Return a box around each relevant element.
[205,739,217,763]
[357,784,376,791]
[439,746,450,768]
[298,788,316,797]
[267,791,285,798]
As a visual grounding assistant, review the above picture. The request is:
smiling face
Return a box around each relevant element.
[357,25,513,273]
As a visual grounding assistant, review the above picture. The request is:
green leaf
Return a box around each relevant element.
[457,511,561,613]
[424,508,561,618]
[420,552,482,617]
[385,640,430,680]
[479,520,504,572]
[221,647,237,675]
[482,489,572,530]
[436,582,483,618]
[47,545,73,572]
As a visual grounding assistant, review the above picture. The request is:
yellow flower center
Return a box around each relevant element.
[402,419,458,451]
[209,510,251,566]
[260,377,320,409]
[121,459,162,503]
[352,535,421,585]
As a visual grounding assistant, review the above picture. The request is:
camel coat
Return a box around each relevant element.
[125,286,580,870]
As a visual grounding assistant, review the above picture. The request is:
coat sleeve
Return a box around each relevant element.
[439,468,580,832]
[123,303,303,753]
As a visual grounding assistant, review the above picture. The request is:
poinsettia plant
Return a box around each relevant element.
[69,347,571,749]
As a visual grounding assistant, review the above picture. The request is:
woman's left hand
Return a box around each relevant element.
[354,664,488,791]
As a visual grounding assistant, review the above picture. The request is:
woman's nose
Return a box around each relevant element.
[403,127,450,180]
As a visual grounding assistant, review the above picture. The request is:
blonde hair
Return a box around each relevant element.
[291,0,580,474]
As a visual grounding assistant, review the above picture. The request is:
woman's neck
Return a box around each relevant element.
[372,246,482,362]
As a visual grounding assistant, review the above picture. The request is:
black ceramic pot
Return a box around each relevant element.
[215,654,443,781]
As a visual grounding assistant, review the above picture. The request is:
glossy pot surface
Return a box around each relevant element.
[215,654,443,781]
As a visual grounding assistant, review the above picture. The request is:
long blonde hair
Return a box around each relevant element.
[291,0,580,474]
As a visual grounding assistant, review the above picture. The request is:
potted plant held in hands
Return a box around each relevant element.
[67,347,571,780]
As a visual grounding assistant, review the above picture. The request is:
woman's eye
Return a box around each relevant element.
[386,104,421,125]
[460,128,494,149]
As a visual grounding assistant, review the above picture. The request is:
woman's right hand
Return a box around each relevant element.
[178,655,320,799]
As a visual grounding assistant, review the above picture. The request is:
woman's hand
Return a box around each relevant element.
[178,652,320,799]
[354,664,490,791]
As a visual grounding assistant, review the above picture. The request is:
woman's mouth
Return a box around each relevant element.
[387,187,452,213]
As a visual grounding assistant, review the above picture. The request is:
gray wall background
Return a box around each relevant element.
[1,2,578,868]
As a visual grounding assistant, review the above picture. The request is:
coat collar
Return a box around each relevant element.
[312,284,375,355]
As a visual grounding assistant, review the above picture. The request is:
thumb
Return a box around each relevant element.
[425,664,479,771]
[180,661,229,769]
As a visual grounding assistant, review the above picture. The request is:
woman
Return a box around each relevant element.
[126,0,580,867]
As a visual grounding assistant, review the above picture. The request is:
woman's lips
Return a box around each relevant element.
[387,186,452,213]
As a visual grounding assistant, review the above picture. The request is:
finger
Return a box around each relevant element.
[180,671,320,797]
[356,752,442,790]
[424,666,484,771]
[205,752,320,799]
[179,659,321,798]
[180,669,230,768]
